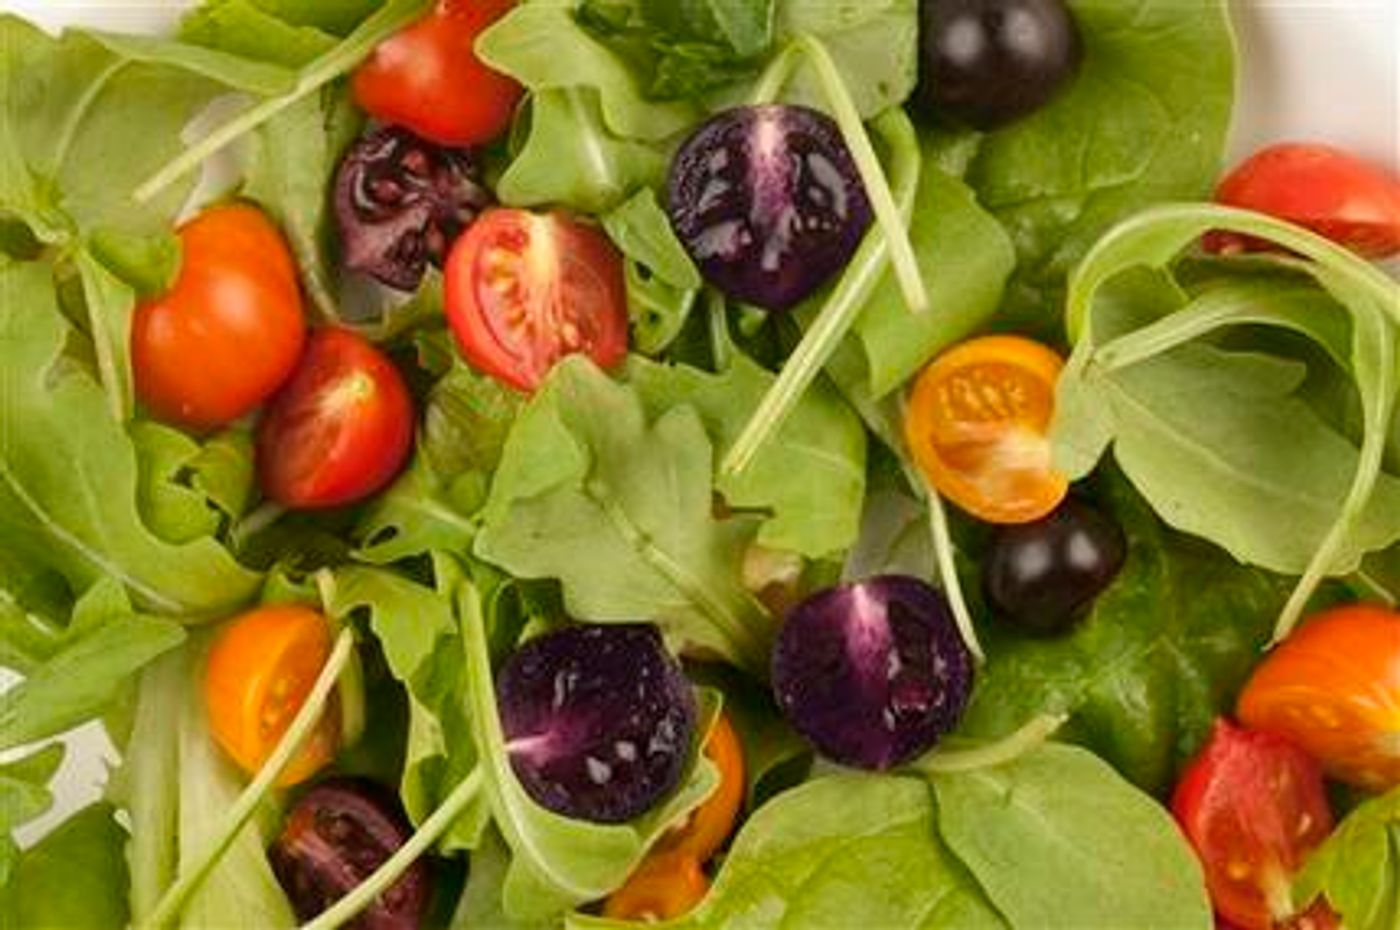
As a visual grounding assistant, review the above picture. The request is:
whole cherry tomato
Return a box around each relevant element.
[1208,143,1400,258]
[445,208,629,392]
[352,0,523,147]
[256,328,415,510]
[133,203,306,430]
[904,335,1070,524]
[205,605,340,786]
[1171,720,1333,930]
[1238,603,1400,791]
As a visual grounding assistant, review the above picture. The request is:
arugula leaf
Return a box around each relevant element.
[186,0,385,38]
[179,0,341,66]
[451,826,553,930]
[0,263,260,617]
[133,423,254,545]
[0,745,64,887]
[0,802,129,930]
[930,743,1212,929]
[476,357,774,675]
[960,473,1291,795]
[601,190,701,355]
[1294,788,1400,930]
[769,0,917,120]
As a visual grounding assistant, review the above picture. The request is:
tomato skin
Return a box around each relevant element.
[602,851,709,922]
[204,605,340,787]
[352,0,523,147]
[904,335,1069,524]
[1238,603,1400,791]
[1209,143,1400,258]
[133,204,306,430]
[1171,720,1333,930]
[660,714,746,863]
[445,209,629,392]
[257,328,415,510]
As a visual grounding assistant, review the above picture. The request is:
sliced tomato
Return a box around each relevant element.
[904,335,1069,524]
[1238,603,1400,791]
[445,208,628,392]
[204,605,340,786]
[1171,720,1334,930]
[659,713,746,863]
[256,328,415,510]
[602,851,709,922]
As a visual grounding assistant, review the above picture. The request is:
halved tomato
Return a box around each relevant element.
[904,335,1069,524]
[444,208,628,392]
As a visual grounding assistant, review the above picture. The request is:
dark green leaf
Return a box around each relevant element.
[0,803,129,930]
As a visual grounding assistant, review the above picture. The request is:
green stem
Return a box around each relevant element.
[297,769,485,930]
[708,291,733,372]
[926,485,984,663]
[722,109,921,477]
[140,628,356,930]
[913,714,1067,775]
[749,42,802,105]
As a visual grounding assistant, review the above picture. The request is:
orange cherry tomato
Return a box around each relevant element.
[904,335,1069,524]
[204,605,340,786]
[660,713,746,863]
[1238,603,1400,791]
[602,852,709,923]
[133,203,306,430]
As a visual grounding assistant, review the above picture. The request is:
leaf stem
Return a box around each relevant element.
[913,714,1067,775]
[926,485,985,663]
[140,628,356,930]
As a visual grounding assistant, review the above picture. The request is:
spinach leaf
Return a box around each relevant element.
[0,803,129,930]
[960,473,1291,795]
[930,743,1211,929]
[0,263,261,618]
[1294,788,1399,930]
[476,357,774,675]
[0,745,63,887]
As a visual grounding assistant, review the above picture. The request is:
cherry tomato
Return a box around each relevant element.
[1171,720,1333,930]
[904,335,1069,524]
[1238,603,1400,791]
[133,203,306,430]
[205,605,341,786]
[445,208,628,392]
[1208,143,1400,258]
[659,713,746,863]
[352,0,523,147]
[256,328,415,510]
[602,852,709,923]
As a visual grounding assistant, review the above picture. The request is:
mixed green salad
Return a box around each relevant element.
[2,0,1399,928]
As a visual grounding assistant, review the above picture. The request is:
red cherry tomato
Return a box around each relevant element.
[352,0,523,147]
[1171,720,1334,930]
[256,328,414,509]
[134,203,306,430]
[1208,143,1400,258]
[445,208,629,392]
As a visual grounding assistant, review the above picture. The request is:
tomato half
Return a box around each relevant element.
[205,605,340,786]
[257,328,415,510]
[352,0,523,147]
[133,203,306,430]
[602,851,709,922]
[1208,143,1400,258]
[445,209,629,392]
[904,335,1070,524]
[1171,720,1334,930]
[1238,603,1400,791]
[660,713,746,863]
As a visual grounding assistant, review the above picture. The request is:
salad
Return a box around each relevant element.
[1,0,1399,928]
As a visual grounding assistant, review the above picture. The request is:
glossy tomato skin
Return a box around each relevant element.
[1171,720,1333,930]
[257,328,415,510]
[1238,603,1400,791]
[1209,143,1400,258]
[134,203,306,430]
[445,209,628,392]
[352,0,523,147]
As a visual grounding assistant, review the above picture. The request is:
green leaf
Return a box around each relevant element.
[0,744,64,887]
[74,248,140,421]
[450,826,553,930]
[960,473,1291,795]
[186,0,386,38]
[476,356,773,675]
[1294,788,1400,930]
[929,742,1212,929]
[179,0,340,67]
[0,803,129,930]
[769,0,918,120]
[0,263,261,617]
[601,190,702,356]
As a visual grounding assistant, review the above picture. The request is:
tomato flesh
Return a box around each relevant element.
[257,328,415,510]
[1171,720,1333,930]
[446,209,628,392]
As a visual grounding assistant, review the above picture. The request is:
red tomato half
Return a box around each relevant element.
[1209,143,1400,258]
[445,208,629,392]
[352,0,523,147]
[1171,720,1334,930]
[257,329,414,510]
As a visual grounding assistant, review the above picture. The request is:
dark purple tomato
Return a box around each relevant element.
[497,624,697,824]
[915,0,1082,130]
[333,125,492,291]
[268,778,430,930]
[772,576,974,770]
[982,497,1127,637]
[666,105,873,312]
